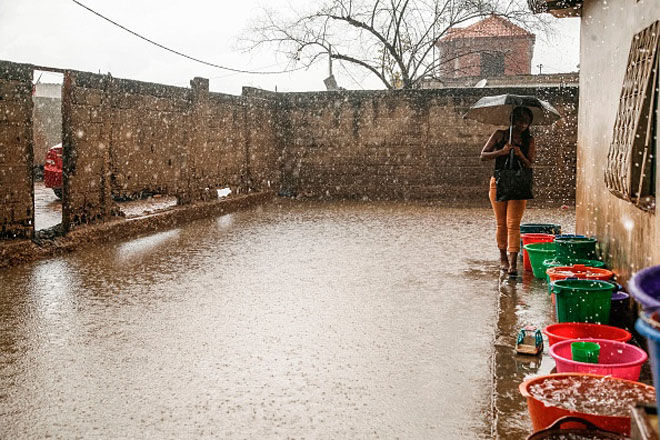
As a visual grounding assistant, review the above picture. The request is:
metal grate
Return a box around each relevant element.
[605,20,659,211]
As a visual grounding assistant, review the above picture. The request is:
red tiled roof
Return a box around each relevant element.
[440,14,534,41]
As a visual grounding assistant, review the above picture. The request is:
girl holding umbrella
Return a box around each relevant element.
[480,106,535,275]
[465,94,560,276]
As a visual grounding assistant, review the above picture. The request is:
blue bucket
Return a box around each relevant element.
[520,223,562,235]
[635,316,660,410]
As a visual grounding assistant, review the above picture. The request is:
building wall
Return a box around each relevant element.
[0,61,34,239]
[278,87,578,203]
[576,0,660,281]
[439,37,534,79]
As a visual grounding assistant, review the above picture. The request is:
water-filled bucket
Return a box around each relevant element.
[550,338,647,380]
[546,264,614,304]
[544,258,606,273]
[629,264,660,311]
[522,233,555,272]
[543,322,632,347]
[552,279,615,324]
[519,373,655,435]
[635,315,660,410]
[554,237,599,261]
[524,242,556,279]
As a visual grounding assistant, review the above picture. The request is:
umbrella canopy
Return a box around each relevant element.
[463,94,561,126]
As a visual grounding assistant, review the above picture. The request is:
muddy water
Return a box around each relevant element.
[0,200,501,439]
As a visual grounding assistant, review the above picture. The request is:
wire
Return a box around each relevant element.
[338,60,365,90]
[71,0,306,75]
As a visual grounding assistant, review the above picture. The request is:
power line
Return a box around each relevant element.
[71,0,306,75]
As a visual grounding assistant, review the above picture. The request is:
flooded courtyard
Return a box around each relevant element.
[1,200,510,439]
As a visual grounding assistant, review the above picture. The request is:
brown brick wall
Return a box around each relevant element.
[60,72,280,230]
[0,59,577,240]
[0,61,34,239]
[277,87,578,204]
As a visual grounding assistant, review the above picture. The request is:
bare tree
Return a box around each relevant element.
[245,0,548,89]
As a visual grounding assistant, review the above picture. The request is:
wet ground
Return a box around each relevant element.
[34,182,180,231]
[34,181,62,231]
[1,200,575,438]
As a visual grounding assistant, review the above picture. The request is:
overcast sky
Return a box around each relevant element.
[0,0,580,95]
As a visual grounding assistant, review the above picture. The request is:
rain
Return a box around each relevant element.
[1,1,659,439]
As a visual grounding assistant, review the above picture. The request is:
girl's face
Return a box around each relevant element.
[513,113,532,131]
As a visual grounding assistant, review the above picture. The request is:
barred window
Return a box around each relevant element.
[605,20,658,212]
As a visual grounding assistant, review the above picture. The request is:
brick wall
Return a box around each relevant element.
[0,61,34,239]
[277,87,578,203]
[0,59,578,240]
[60,72,280,230]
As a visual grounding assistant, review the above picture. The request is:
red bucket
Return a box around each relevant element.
[543,323,632,347]
[522,233,555,271]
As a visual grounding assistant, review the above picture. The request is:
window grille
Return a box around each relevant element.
[605,20,659,211]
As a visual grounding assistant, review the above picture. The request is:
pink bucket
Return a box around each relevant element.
[549,338,648,381]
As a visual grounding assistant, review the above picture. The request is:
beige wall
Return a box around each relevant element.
[576,0,660,282]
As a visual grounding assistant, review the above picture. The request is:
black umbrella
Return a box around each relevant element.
[463,94,561,126]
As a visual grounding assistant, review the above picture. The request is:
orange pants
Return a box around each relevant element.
[489,177,527,253]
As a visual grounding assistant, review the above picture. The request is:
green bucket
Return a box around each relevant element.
[552,279,615,324]
[554,237,599,260]
[524,242,556,279]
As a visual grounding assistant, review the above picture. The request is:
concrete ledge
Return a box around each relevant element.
[0,192,274,269]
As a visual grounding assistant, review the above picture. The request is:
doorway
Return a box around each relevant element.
[32,69,63,232]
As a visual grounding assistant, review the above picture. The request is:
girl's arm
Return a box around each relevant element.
[480,131,511,161]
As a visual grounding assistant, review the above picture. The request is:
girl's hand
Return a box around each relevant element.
[500,143,513,156]
[513,146,524,158]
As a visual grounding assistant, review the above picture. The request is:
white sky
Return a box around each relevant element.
[0,0,580,95]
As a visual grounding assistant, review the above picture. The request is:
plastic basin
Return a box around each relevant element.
[549,338,647,380]
[544,258,606,272]
[552,279,615,324]
[629,264,660,311]
[546,264,615,304]
[554,237,598,261]
[519,373,656,435]
[635,315,660,410]
[524,242,556,279]
[522,233,555,272]
[543,322,632,347]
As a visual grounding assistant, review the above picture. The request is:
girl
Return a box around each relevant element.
[479,106,536,276]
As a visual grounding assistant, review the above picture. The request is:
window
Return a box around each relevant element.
[480,52,505,77]
[605,20,659,211]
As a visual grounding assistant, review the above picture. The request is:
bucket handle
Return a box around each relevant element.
[550,277,579,294]
[537,416,615,433]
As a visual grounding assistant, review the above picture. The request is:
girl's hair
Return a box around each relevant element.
[511,106,533,146]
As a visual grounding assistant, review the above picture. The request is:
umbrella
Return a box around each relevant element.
[463,94,561,126]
